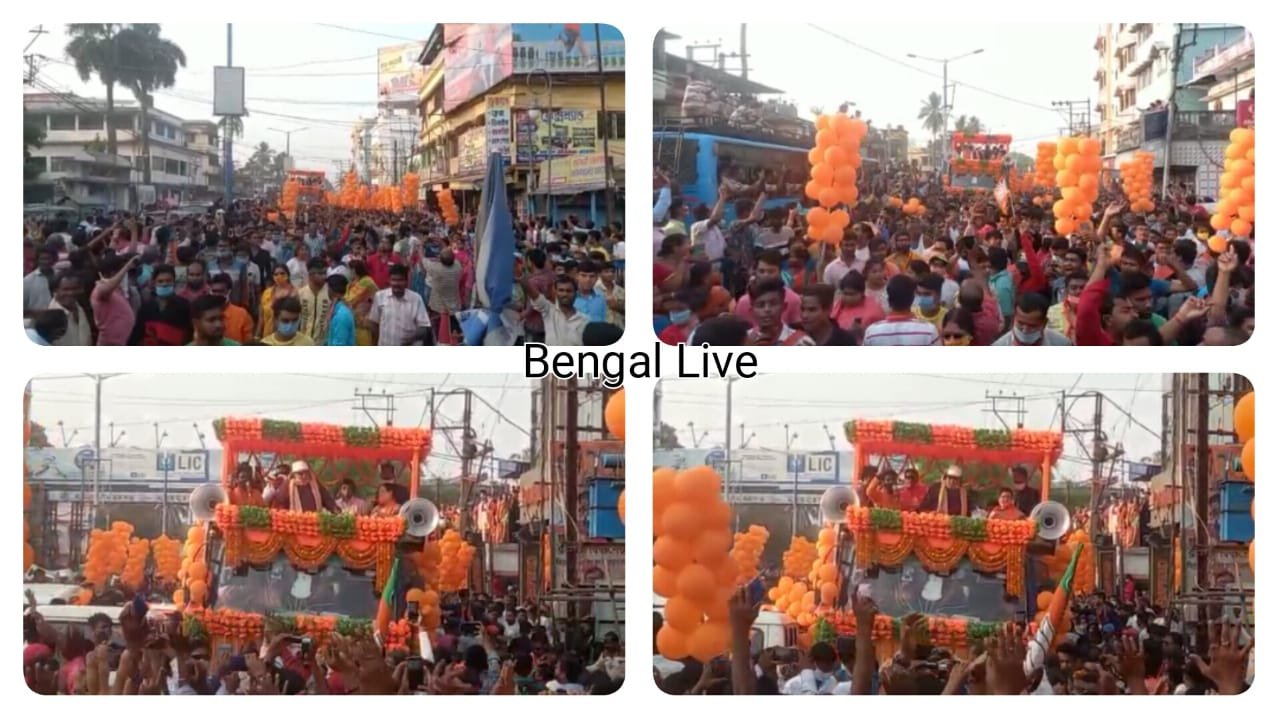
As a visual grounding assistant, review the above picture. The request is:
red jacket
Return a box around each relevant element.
[1018,232,1050,295]
[1074,277,1114,346]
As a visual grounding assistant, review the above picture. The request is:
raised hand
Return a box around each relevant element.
[728,585,762,638]
[1217,248,1239,274]
[984,622,1027,695]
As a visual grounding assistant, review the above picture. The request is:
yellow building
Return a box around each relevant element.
[416,23,625,227]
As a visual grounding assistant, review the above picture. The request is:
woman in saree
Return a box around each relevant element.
[257,263,297,340]
[345,258,379,346]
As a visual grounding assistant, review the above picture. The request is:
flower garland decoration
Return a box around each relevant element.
[212,417,430,451]
[846,419,1062,455]
[821,610,1002,655]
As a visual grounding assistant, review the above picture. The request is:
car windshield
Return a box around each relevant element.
[856,556,1020,622]
[215,555,378,618]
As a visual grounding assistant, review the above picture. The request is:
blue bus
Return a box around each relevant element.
[654,130,811,221]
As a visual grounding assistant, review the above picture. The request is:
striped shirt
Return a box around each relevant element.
[862,313,941,346]
[747,325,815,346]
[370,288,431,346]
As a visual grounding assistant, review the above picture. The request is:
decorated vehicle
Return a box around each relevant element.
[947,132,1011,191]
[763,419,1095,657]
[174,417,456,651]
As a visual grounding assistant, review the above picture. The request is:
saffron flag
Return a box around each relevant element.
[376,555,401,638]
[1024,543,1082,675]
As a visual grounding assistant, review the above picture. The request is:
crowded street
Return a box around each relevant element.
[652,25,1253,347]
[23,376,626,694]
[23,23,625,347]
[652,374,1254,694]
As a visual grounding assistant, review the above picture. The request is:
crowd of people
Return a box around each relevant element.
[652,166,1254,347]
[655,582,1252,695]
[22,200,625,347]
[24,588,623,695]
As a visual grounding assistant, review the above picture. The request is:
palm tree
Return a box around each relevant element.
[117,25,187,185]
[65,24,127,155]
[918,92,945,167]
[954,115,983,134]
[219,116,244,141]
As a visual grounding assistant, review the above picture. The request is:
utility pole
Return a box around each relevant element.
[223,24,234,205]
[724,378,735,502]
[739,24,749,79]
[563,379,581,627]
[353,388,396,427]
[786,425,800,537]
[1162,23,1187,199]
[154,423,168,449]
[593,24,614,228]
[985,390,1028,431]
[1053,99,1093,136]
[1194,373,1211,623]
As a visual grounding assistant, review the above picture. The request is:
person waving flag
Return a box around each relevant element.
[1024,543,1083,676]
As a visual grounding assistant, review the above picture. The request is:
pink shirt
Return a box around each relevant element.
[973,293,1004,346]
[91,281,135,346]
[831,295,886,331]
[734,287,802,329]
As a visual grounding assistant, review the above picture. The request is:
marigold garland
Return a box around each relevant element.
[212,417,430,452]
[185,608,393,646]
[846,419,1063,457]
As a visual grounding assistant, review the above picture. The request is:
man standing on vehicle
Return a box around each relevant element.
[271,460,338,513]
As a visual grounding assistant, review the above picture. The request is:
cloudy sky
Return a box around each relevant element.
[25,23,433,175]
[658,374,1169,482]
[27,373,533,481]
[661,24,1098,153]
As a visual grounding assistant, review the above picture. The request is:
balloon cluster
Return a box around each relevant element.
[413,539,443,589]
[151,535,182,587]
[804,112,867,245]
[280,178,301,214]
[23,471,34,572]
[121,537,151,593]
[781,535,817,579]
[1234,390,1255,572]
[653,465,736,662]
[1034,142,1057,187]
[1118,151,1156,214]
[82,523,132,592]
[405,587,443,631]
[902,197,927,217]
[766,576,817,628]
[807,527,840,604]
[400,172,421,211]
[438,529,475,592]
[1213,128,1256,238]
[436,189,460,226]
[1052,136,1102,236]
[730,525,769,584]
[177,524,209,609]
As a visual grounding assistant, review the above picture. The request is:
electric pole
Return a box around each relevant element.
[353,388,396,427]
[985,390,1028,431]
[1053,99,1093,136]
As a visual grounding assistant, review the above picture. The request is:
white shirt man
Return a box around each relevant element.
[49,297,91,346]
[822,248,870,286]
[691,219,726,261]
[531,294,587,346]
[370,286,431,346]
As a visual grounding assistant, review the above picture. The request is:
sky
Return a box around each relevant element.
[27,373,533,481]
[657,374,1168,482]
[24,23,434,175]
[661,24,1099,153]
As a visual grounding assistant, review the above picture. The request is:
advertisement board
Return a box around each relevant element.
[511,24,625,74]
[546,152,606,192]
[378,43,428,106]
[443,24,514,112]
[485,96,513,162]
[26,447,212,484]
[515,108,598,163]
[457,126,488,177]
[786,451,841,484]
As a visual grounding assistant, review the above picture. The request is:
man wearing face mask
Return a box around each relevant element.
[911,274,946,330]
[129,264,192,346]
[992,293,1071,346]
[1047,272,1088,342]
[657,289,700,345]
[261,295,314,346]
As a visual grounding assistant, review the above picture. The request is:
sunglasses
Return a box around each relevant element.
[944,474,962,480]
[942,333,968,340]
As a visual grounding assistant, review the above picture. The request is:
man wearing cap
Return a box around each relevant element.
[922,465,972,516]
[270,460,338,513]
[1010,466,1040,517]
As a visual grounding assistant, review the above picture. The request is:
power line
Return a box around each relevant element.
[313,23,424,43]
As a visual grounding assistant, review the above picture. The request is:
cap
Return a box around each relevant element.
[945,465,964,478]
[290,460,311,474]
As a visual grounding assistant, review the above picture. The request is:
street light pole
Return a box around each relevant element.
[787,425,799,537]
[525,70,552,220]
[593,24,614,228]
[908,49,984,173]
[268,126,309,168]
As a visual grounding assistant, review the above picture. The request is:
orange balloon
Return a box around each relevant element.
[605,390,625,440]
[829,209,850,229]
[676,564,718,604]
[838,185,859,205]
[1055,219,1077,236]
[807,206,831,228]
[664,595,705,633]
[618,490,625,524]
[1078,173,1098,194]
[687,622,731,663]
[662,503,703,541]
[1210,214,1229,232]
[656,625,689,660]
[1056,170,1079,187]
[810,163,835,185]
[674,465,722,503]
[833,165,857,186]
[654,565,679,598]
[654,536,694,571]
[1078,137,1101,156]
[188,561,208,580]
[808,147,825,165]
[1238,205,1255,223]
[805,181,823,201]
[1052,199,1071,219]
[1249,540,1254,573]
[654,468,677,512]
[818,187,840,209]
[822,225,843,245]
[187,579,208,604]
[819,582,837,604]
[1066,154,1085,174]
[1225,143,1243,160]
[1230,219,1252,238]
[1241,438,1255,482]
[1058,137,1080,156]
[1053,154,1067,171]
[1036,591,1053,611]
[694,529,732,565]
[815,129,836,149]
[824,146,848,168]
[1234,392,1255,443]
[172,589,185,605]
[705,589,733,622]
[706,499,733,529]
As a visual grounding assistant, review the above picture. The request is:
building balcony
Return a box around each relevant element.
[1112,110,1235,153]
[1191,32,1254,84]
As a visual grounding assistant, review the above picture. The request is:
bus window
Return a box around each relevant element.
[749,628,764,657]
[653,137,699,187]
[784,625,798,648]
[713,142,807,200]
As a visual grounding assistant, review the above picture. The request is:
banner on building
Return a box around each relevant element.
[485,96,513,163]
[515,108,598,163]
[25,447,213,485]
[457,126,488,176]
[511,24,625,75]
[546,152,605,192]
[443,24,514,112]
[378,43,427,106]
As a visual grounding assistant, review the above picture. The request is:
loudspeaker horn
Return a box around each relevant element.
[400,498,440,538]
[1029,501,1072,541]
[189,484,229,522]
[820,486,858,524]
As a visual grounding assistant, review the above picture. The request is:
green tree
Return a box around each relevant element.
[918,92,945,166]
[654,422,683,450]
[24,119,45,182]
[953,115,983,134]
[1007,151,1034,172]
[117,24,187,186]
[219,116,244,141]
[64,24,128,156]
[27,421,51,448]
[235,142,281,196]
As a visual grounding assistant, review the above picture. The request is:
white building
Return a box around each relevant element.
[181,120,224,198]
[350,118,375,183]
[24,93,212,209]
[368,110,420,188]
[1094,24,1249,199]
